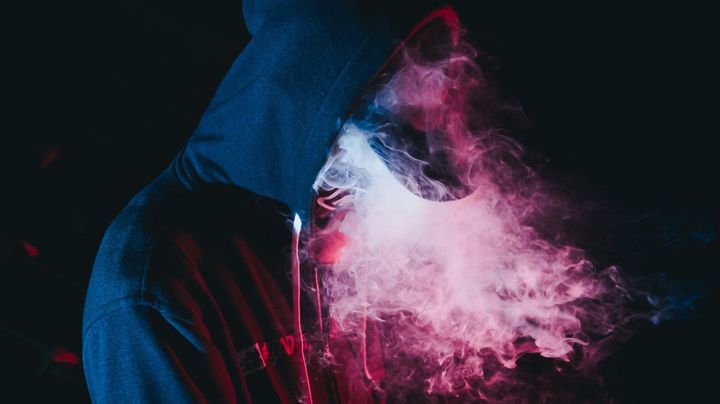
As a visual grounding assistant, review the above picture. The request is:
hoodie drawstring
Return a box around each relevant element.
[292,214,315,404]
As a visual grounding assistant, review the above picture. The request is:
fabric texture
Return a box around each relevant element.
[82,1,454,402]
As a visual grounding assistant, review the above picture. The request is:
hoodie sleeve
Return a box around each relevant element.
[80,167,228,403]
[81,177,297,403]
[82,302,242,404]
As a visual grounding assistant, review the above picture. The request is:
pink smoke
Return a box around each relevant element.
[305,15,680,402]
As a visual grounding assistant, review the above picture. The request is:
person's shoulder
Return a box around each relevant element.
[82,182,175,331]
[82,184,292,332]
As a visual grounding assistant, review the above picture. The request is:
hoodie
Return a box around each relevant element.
[82,2,457,402]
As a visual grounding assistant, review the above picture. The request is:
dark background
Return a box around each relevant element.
[1,1,717,402]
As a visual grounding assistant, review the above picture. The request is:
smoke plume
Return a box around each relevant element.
[306,17,692,402]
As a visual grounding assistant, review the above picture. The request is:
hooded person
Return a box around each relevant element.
[81,1,462,402]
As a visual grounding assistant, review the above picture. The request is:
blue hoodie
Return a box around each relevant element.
[82,1,454,402]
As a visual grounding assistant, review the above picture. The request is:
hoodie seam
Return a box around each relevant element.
[82,298,154,339]
[82,297,197,340]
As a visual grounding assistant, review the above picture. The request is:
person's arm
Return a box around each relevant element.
[83,302,222,403]
[81,169,248,403]
[82,288,249,404]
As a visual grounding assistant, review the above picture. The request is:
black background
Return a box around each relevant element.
[1,1,717,402]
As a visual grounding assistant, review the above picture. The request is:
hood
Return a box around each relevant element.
[170,0,457,221]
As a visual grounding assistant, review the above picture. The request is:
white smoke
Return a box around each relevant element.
[305,17,681,401]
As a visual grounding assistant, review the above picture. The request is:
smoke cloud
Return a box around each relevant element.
[306,18,692,402]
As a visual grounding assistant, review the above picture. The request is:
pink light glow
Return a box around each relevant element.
[306,14,679,401]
